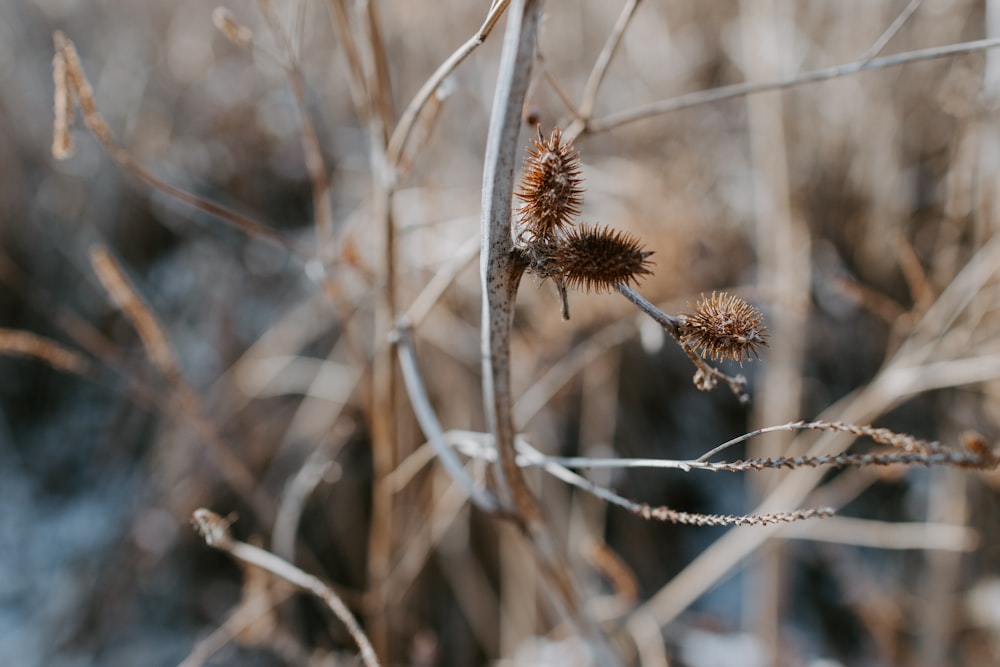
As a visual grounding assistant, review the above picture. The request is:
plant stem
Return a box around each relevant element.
[479,1,621,661]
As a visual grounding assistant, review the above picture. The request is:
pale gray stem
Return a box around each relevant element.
[616,282,681,335]
[565,0,642,141]
[479,1,622,661]
[192,510,380,667]
[590,36,1000,133]
[479,0,537,506]
[395,321,503,513]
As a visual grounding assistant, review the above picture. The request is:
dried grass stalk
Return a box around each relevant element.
[89,245,181,385]
[0,329,91,375]
[51,47,73,159]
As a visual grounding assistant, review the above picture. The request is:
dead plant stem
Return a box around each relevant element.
[564,0,642,142]
[386,0,510,170]
[588,36,1000,133]
[192,509,379,667]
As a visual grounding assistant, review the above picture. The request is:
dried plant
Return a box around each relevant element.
[515,126,584,240]
[544,224,653,293]
[13,2,1000,666]
[679,291,769,363]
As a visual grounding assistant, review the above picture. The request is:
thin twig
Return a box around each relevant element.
[617,283,749,401]
[402,234,480,327]
[777,515,978,552]
[191,509,380,667]
[0,329,92,376]
[53,32,304,257]
[860,0,922,62]
[326,0,372,125]
[447,432,834,528]
[386,0,510,170]
[256,2,337,265]
[394,321,503,512]
[537,51,579,117]
[89,245,274,522]
[564,0,642,141]
[89,245,182,386]
[588,36,1000,133]
[271,451,337,562]
[544,449,990,473]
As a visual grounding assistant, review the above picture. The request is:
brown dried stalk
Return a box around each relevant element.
[0,329,91,376]
[254,1,336,266]
[89,245,181,386]
[88,245,273,522]
[51,46,73,159]
[584,540,639,605]
[51,32,303,256]
[191,509,379,667]
[211,7,253,47]
[386,0,511,170]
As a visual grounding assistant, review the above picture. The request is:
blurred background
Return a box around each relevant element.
[2,0,1000,665]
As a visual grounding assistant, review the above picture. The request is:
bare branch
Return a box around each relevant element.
[565,0,642,141]
[53,32,304,257]
[191,510,380,667]
[395,321,503,513]
[860,0,922,62]
[386,0,511,170]
[0,329,92,376]
[588,36,1000,133]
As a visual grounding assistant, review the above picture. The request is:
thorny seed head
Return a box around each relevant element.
[515,126,584,239]
[550,224,654,293]
[680,292,768,363]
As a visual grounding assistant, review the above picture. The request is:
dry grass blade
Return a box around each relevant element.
[255,1,336,265]
[51,46,73,159]
[191,509,380,667]
[386,0,511,169]
[0,329,92,375]
[564,0,642,141]
[89,245,181,386]
[52,32,303,256]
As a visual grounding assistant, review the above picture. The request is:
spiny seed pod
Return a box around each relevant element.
[679,292,768,363]
[551,224,653,293]
[516,126,584,239]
